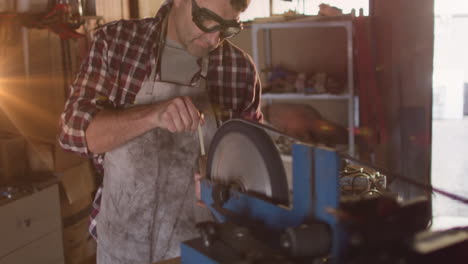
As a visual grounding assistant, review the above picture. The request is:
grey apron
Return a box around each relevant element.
[97,57,216,264]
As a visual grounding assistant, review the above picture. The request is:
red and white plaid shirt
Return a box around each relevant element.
[58,0,262,240]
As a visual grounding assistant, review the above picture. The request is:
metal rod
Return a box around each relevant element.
[198,122,205,156]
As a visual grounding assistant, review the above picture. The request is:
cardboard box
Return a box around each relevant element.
[59,181,95,264]
[61,195,93,220]
[63,215,90,264]
[27,142,54,172]
[57,161,96,204]
[26,140,88,172]
[0,133,26,184]
[26,140,96,204]
[55,145,87,172]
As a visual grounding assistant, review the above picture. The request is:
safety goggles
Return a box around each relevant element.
[191,0,243,39]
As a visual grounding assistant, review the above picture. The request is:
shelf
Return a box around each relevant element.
[252,20,357,157]
[262,93,351,100]
[251,20,353,30]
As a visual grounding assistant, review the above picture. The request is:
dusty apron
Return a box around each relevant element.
[97,57,217,264]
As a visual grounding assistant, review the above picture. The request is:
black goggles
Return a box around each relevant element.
[191,0,243,39]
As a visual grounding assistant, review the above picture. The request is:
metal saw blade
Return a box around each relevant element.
[207,119,289,205]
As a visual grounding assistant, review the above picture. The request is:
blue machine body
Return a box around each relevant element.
[181,143,344,263]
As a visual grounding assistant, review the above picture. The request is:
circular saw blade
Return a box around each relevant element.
[207,119,289,205]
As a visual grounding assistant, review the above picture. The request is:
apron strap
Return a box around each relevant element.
[153,13,169,82]
[200,56,209,79]
[196,56,209,89]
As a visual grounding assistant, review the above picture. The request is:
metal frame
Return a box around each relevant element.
[251,21,356,156]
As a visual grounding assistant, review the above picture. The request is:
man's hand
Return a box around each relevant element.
[153,96,205,133]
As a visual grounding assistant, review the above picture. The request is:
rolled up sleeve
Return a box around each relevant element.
[58,28,114,158]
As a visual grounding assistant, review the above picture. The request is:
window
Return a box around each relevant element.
[240,0,369,22]
[240,0,270,21]
[303,0,369,16]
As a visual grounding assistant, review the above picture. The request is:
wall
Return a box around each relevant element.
[95,0,130,22]
[139,0,165,18]
[0,29,66,143]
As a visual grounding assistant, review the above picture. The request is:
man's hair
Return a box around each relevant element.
[230,0,250,12]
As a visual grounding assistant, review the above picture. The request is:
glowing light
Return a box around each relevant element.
[0,76,61,126]
[0,72,62,142]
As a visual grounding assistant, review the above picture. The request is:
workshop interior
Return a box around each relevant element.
[0,0,467,263]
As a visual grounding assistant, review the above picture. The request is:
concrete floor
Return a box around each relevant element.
[431,118,468,229]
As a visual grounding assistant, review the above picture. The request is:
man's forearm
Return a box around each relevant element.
[85,104,158,154]
[85,96,204,155]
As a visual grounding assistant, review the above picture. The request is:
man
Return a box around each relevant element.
[58,0,262,263]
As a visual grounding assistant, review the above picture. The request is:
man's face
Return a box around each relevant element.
[172,0,243,57]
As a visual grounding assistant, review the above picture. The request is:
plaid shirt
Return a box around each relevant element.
[58,0,262,240]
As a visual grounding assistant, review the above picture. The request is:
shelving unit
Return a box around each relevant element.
[251,20,357,156]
